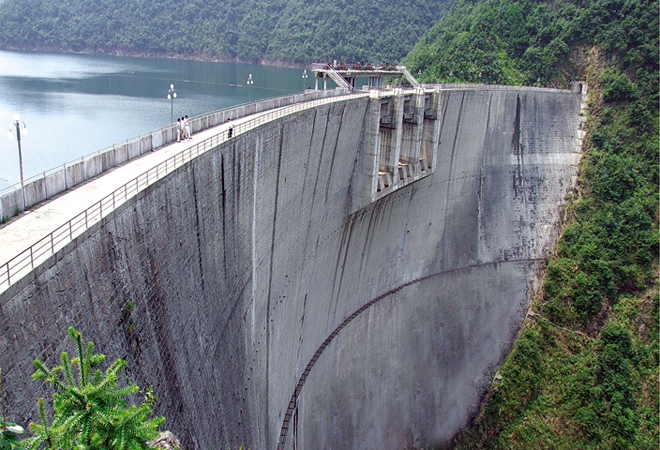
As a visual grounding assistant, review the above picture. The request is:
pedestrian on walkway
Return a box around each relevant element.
[185,115,192,139]
[227,118,234,138]
[177,117,182,140]
[179,117,187,140]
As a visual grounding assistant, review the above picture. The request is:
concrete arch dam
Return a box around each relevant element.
[0,86,584,450]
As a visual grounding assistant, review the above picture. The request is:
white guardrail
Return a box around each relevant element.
[0,92,367,294]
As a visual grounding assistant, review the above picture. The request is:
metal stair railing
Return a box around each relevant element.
[324,64,354,91]
[396,65,421,88]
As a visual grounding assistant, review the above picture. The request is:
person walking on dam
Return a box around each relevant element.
[227,118,234,138]
[184,115,192,139]
[180,117,187,140]
[180,117,187,141]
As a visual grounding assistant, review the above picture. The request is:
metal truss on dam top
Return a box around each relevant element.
[311,62,421,90]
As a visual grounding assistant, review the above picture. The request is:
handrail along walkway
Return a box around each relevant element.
[0,92,367,294]
[0,88,354,222]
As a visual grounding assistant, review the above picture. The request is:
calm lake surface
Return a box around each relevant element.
[0,50,309,188]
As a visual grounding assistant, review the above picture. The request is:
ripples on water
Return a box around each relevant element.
[0,50,306,187]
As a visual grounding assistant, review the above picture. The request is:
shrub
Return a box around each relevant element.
[0,367,26,450]
[602,72,638,102]
[596,321,638,444]
[0,419,25,450]
[22,327,164,450]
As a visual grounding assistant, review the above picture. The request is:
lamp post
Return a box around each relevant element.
[7,114,28,210]
[302,69,308,90]
[167,84,177,124]
[246,73,253,103]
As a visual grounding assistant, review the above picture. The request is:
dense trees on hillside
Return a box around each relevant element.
[0,0,451,64]
[405,0,658,88]
[404,0,658,448]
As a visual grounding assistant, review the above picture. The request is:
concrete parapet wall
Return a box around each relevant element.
[44,171,66,198]
[0,87,581,450]
[0,88,351,221]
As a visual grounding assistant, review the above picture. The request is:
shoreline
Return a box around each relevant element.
[0,44,309,69]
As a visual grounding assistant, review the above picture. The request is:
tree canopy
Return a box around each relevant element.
[23,327,164,450]
[405,0,658,88]
[0,0,452,64]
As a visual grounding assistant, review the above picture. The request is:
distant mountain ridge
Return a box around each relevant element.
[0,0,452,65]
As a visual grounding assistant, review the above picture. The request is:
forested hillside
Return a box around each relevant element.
[0,0,450,64]
[405,0,659,448]
[0,0,656,447]
[406,0,658,88]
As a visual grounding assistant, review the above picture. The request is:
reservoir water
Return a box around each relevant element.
[0,50,308,188]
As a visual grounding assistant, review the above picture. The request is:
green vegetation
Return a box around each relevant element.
[405,0,658,88]
[0,0,451,65]
[1,367,26,450]
[404,0,658,448]
[22,327,164,450]
[0,419,24,450]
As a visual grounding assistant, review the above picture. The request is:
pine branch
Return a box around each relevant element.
[26,327,165,450]
[68,327,87,388]
[32,360,64,392]
[37,398,52,449]
[61,352,75,389]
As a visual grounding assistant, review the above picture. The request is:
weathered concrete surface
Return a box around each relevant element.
[0,88,351,221]
[0,88,581,450]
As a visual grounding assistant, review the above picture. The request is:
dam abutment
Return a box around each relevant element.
[0,86,584,449]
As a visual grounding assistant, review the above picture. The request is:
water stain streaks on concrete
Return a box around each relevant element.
[0,85,585,450]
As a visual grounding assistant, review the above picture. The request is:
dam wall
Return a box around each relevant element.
[0,87,582,449]
[0,88,350,222]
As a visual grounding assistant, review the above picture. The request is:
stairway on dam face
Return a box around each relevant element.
[0,84,585,450]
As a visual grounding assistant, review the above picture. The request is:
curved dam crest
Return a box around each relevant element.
[0,86,583,449]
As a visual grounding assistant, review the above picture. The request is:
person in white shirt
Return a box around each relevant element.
[184,115,192,139]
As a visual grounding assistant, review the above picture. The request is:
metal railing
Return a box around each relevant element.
[395,65,421,88]
[324,65,354,91]
[0,94,293,198]
[0,106,222,198]
[0,92,367,294]
[0,88,358,225]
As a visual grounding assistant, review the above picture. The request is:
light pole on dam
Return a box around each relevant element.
[7,114,28,210]
[247,73,254,103]
[167,84,177,124]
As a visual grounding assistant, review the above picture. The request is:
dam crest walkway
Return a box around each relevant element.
[0,92,367,295]
[0,82,587,296]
